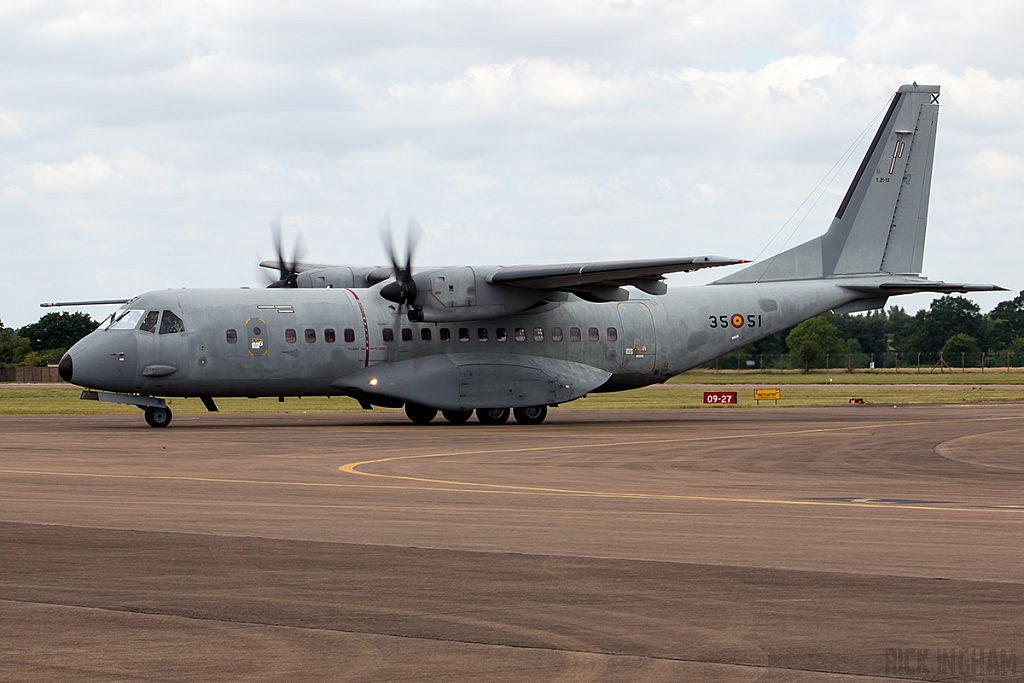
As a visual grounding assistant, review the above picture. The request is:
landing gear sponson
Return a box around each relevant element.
[404,403,547,425]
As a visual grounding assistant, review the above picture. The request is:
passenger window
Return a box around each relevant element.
[421,328,432,342]
[382,328,394,343]
[440,328,451,342]
[570,327,581,342]
[305,329,316,343]
[588,327,599,342]
[159,310,185,335]
[459,328,470,342]
[285,328,297,343]
[551,327,563,342]
[140,311,159,333]
[496,327,507,342]
[226,329,238,344]
[402,328,413,342]
[515,327,526,342]
[344,328,355,343]
[478,328,488,342]
[324,328,336,343]
[607,327,618,341]
[533,327,544,342]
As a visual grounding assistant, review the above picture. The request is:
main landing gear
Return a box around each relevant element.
[404,403,438,424]
[476,407,510,425]
[441,409,473,424]
[403,404,547,425]
[513,405,547,425]
[144,406,173,428]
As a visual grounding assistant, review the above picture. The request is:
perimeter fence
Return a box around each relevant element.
[702,350,1024,373]
[0,367,64,383]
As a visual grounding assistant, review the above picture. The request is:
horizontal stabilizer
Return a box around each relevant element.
[839,280,1007,295]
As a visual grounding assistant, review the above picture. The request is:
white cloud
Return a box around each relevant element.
[25,151,184,196]
[446,172,499,197]
[964,150,1024,183]
[0,110,24,136]
[2,1,1024,326]
[30,153,112,192]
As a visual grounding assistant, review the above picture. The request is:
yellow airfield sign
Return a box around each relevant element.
[754,388,781,403]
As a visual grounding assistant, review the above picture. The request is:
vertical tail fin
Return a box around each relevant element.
[718,84,940,284]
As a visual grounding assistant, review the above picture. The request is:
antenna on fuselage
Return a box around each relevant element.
[40,299,131,307]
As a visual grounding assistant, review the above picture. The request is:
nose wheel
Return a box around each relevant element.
[144,406,173,428]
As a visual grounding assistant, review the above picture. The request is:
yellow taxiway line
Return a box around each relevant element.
[337,416,1024,512]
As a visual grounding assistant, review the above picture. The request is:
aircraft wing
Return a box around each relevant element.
[259,260,343,273]
[259,261,394,287]
[488,256,747,297]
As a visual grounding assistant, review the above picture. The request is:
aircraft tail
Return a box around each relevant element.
[717,83,940,284]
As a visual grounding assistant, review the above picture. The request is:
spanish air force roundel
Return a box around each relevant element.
[731,313,745,328]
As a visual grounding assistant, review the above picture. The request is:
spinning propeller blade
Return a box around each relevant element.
[263,216,306,288]
[379,215,421,308]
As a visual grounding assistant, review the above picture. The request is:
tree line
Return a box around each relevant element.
[4,292,1024,371]
[0,312,98,368]
[722,292,1024,372]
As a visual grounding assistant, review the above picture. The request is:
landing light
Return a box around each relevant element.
[369,378,378,386]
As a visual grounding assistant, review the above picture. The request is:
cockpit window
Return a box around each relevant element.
[139,311,159,333]
[159,310,185,334]
[108,309,144,330]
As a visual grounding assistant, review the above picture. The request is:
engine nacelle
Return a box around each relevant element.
[407,267,551,322]
[295,267,386,289]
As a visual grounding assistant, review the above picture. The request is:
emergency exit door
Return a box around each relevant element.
[618,302,656,374]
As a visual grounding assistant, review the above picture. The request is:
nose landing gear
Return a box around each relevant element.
[144,406,173,428]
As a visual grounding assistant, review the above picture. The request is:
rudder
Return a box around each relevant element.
[718,83,940,284]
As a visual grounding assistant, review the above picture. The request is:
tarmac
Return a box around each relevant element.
[0,405,1022,682]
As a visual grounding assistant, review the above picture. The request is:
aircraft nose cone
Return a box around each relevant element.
[58,353,73,383]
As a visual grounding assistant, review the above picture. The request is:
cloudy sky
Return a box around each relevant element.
[2,1,1022,327]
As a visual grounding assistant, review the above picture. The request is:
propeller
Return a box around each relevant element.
[379,214,422,308]
[263,216,307,288]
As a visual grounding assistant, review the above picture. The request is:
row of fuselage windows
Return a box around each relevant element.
[225,326,618,345]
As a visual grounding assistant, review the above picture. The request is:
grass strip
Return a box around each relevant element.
[1,384,1022,415]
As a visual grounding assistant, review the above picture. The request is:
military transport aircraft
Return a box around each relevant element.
[51,84,1003,427]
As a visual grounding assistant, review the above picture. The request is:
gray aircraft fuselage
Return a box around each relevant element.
[67,277,861,401]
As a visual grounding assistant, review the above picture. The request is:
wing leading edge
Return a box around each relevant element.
[489,256,747,299]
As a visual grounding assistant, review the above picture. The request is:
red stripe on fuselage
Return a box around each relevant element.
[345,288,371,368]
